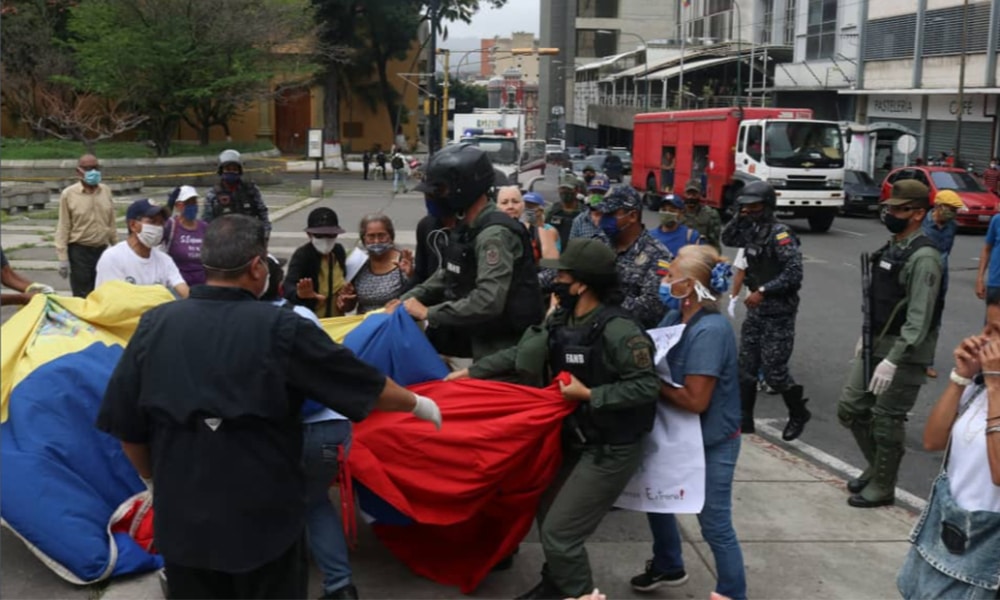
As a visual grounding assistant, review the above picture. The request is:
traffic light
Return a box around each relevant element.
[511,47,560,56]
[537,48,560,55]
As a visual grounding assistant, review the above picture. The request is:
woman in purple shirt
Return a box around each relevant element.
[162,185,208,286]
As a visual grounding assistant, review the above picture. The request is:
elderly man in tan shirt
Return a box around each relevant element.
[55,154,118,297]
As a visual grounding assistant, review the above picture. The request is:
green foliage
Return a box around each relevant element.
[448,79,488,113]
[0,137,276,160]
[64,0,317,155]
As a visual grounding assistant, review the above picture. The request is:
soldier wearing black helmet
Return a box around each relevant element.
[203,149,271,238]
[721,181,810,442]
[393,143,544,360]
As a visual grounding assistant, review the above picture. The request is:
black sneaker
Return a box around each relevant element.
[630,560,689,592]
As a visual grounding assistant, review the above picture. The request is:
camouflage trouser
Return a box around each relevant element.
[739,310,797,391]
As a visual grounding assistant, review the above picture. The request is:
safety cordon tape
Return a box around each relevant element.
[0,165,284,183]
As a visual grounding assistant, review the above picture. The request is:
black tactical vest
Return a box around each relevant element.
[546,203,580,250]
[547,307,656,446]
[211,182,261,220]
[870,236,941,337]
[744,224,799,294]
[441,211,544,333]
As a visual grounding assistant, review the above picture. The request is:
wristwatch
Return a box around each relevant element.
[950,369,974,387]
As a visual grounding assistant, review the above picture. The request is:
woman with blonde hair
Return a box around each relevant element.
[630,244,747,600]
[496,185,559,262]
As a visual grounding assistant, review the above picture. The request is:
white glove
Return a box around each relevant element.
[867,359,897,396]
[412,394,442,430]
[854,337,863,358]
[727,295,738,319]
[25,282,54,294]
[58,261,70,279]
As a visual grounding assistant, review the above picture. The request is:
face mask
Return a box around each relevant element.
[182,204,199,221]
[83,169,101,186]
[658,282,683,310]
[685,201,700,212]
[936,207,956,222]
[882,211,910,234]
[257,265,271,299]
[991,163,997,169]
[425,198,450,220]
[522,207,538,224]
[137,223,164,248]
[559,190,576,203]
[222,172,241,185]
[552,282,580,313]
[599,214,620,239]
[659,212,679,228]
[311,237,337,255]
[366,242,392,256]
[583,173,595,184]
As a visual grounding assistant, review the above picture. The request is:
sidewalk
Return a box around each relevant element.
[10,433,912,600]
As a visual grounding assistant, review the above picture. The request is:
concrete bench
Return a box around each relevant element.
[1,186,50,214]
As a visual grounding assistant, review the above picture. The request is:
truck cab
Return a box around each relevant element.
[460,128,545,186]
[735,119,845,232]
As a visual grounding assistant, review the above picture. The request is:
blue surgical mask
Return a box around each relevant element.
[425,198,449,220]
[182,204,198,221]
[659,280,689,310]
[598,214,620,239]
[222,172,241,185]
[83,169,101,186]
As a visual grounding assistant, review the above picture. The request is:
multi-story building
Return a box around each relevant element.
[481,32,541,82]
[849,0,1000,169]
[539,0,680,144]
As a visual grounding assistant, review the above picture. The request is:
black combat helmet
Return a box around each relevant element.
[415,143,495,212]
[736,181,777,209]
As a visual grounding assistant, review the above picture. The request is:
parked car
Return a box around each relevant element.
[588,154,625,183]
[568,150,586,160]
[609,147,633,174]
[546,149,570,168]
[570,158,593,175]
[841,170,882,216]
[880,166,999,229]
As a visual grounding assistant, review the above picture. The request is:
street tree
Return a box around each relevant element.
[65,0,316,155]
[446,78,488,114]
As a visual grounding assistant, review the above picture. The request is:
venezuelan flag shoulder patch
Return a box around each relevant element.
[776,231,792,245]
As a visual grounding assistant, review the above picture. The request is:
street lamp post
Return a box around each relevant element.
[731,2,742,106]
[599,30,649,111]
[953,0,969,165]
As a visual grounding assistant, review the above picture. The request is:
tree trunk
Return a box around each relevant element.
[376,59,397,136]
[322,66,344,167]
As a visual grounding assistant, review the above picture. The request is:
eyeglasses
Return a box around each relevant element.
[883,205,918,215]
[363,232,391,242]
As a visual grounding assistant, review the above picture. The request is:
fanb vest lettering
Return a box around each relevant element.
[547,307,656,446]
[870,236,941,337]
[442,211,544,333]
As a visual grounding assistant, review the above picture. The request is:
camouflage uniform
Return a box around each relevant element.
[597,187,673,329]
[682,204,722,252]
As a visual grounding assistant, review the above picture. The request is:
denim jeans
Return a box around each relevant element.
[647,435,746,600]
[303,419,353,595]
[393,169,406,193]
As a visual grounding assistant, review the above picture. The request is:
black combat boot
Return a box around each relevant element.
[740,381,758,434]
[846,419,875,493]
[514,578,567,600]
[780,384,811,441]
[847,442,901,508]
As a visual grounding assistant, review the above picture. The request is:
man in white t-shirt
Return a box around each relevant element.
[96,199,190,298]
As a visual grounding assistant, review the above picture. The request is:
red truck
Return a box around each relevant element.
[633,107,846,232]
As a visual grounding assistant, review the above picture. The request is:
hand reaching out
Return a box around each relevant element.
[296,278,325,303]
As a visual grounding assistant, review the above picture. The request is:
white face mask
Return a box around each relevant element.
[311,237,337,255]
[257,268,270,299]
[137,223,164,248]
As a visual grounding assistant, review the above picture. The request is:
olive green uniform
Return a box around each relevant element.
[401,203,524,360]
[837,229,942,502]
[682,204,722,252]
[470,306,659,597]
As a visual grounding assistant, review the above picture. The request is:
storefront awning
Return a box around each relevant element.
[839,87,1000,95]
[635,55,742,82]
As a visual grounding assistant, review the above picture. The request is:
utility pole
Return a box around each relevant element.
[440,50,450,150]
[953,0,969,166]
[425,0,440,158]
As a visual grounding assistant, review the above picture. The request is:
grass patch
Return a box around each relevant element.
[0,205,127,223]
[1,138,276,161]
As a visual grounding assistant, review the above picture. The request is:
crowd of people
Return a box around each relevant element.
[4,139,1000,600]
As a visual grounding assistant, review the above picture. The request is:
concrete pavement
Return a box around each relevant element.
[1,171,920,599]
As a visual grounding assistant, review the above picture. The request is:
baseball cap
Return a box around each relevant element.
[176,185,199,204]
[126,198,169,222]
[588,175,610,193]
[523,191,545,207]
[539,238,616,275]
[660,194,684,210]
[933,189,965,210]
[882,180,930,208]
[582,164,596,173]
[684,180,702,195]
[597,185,642,213]
[559,172,581,190]
[305,207,346,235]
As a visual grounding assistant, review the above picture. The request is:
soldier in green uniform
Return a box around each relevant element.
[395,144,543,360]
[681,180,722,252]
[837,180,942,508]
[446,238,659,599]
[545,172,585,250]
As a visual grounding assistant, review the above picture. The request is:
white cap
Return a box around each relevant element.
[177,185,199,203]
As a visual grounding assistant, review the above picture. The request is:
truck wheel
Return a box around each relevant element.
[808,212,836,233]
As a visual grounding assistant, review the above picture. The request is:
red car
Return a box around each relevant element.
[880,166,998,229]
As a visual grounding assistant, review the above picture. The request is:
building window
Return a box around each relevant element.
[576,29,618,58]
[577,0,618,18]
[806,0,837,59]
[761,1,774,45]
[783,0,797,45]
[707,0,732,14]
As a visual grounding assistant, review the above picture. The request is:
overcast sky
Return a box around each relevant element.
[442,0,540,39]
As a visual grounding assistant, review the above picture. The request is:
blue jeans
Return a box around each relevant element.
[303,419,353,594]
[393,169,406,192]
[647,436,747,600]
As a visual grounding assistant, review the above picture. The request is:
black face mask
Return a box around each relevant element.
[583,173,595,183]
[882,212,910,234]
[552,282,580,313]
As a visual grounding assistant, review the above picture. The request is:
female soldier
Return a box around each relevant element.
[447,238,660,599]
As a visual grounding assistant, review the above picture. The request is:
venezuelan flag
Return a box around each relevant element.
[1,283,573,593]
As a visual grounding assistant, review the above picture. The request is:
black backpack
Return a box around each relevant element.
[391,155,404,170]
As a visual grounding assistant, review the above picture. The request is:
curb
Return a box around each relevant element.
[753,418,926,514]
